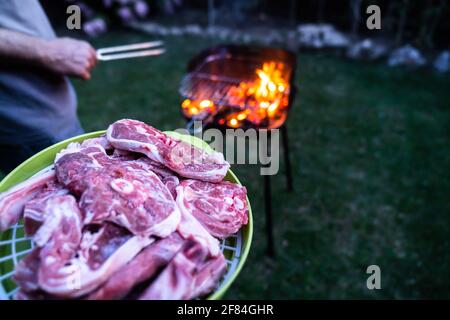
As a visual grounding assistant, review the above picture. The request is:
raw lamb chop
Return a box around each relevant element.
[14,247,66,300]
[106,119,230,182]
[23,181,69,236]
[39,223,154,297]
[177,204,221,257]
[133,157,180,199]
[35,195,84,291]
[139,240,227,300]
[87,232,185,300]
[0,167,55,231]
[33,195,83,248]
[189,252,227,299]
[138,240,208,300]
[14,195,83,296]
[176,180,248,238]
[55,143,180,238]
[55,144,111,195]
[79,162,181,238]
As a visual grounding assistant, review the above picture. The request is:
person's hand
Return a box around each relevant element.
[43,37,97,80]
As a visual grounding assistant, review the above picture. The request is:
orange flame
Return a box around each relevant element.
[181,99,215,117]
[182,61,290,127]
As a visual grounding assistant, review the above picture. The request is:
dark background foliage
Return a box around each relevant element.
[43,0,450,49]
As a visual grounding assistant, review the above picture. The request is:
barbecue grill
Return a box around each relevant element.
[180,45,296,131]
[179,45,296,256]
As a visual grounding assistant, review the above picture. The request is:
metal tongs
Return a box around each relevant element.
[96,41,165,61]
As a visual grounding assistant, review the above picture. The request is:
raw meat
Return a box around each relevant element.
[14,195,83,296]
[176,180,248,238]
[135,157,175,179]
[23,181,69,236]
[55,143,181,238]
[177,204,220,257]
[138,240,208,300]
[133,158,180,199]
[79,162,181,238]
[40,223,154,297]
[138,240,227,300]
[189,251,227,299]
[87,232,185,300]
[80,135,112,150]
[162,175,180,199]
[106,119,230,182]
[55,144,111,195]
[13,247,41,293]
[34,195,83,248]
[35,195,84,293]
[0,167,55,231]
[13,248,63,300]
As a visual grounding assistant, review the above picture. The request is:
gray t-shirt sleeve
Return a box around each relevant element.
[0,0,83,143]
[0,0,56,38]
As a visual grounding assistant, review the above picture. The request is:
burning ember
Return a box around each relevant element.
[181,61,291,129]
[181,99,215,118]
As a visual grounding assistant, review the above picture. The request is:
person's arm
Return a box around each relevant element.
[0,28,97,80]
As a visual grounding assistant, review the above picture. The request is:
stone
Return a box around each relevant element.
[184,24,202,35]
[433,51,450,73]
[297,24,349,49]
[169,26,184,36]
[347,38,388,60]
[388,45,426,67]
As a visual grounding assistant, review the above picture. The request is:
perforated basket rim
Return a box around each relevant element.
[0,130,253,300]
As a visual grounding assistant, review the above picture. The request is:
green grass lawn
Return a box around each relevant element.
[2,29,450,299]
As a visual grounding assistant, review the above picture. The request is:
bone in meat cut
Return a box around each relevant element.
[106,119,230,182]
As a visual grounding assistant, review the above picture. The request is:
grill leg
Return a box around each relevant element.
[262,130,275,257]
[264,173,275,257]
[281,125,293,192]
